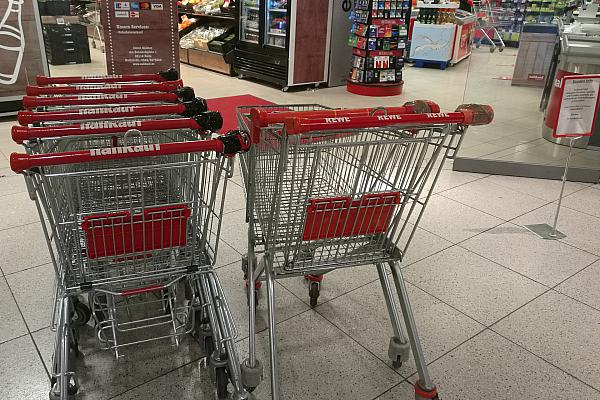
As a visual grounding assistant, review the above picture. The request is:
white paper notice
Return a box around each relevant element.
[555,75,600,137]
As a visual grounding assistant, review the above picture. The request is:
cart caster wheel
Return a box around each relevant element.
[415,381,438,400]
[309,281,320,308]
[241,359,263,389]
[475,42,480,48]
[215,366,230,399]
[499,47,504,52]
[388,336,410,367]
[71,298,91,327]
[49,380,78,399]
[490,46,495,53]
[282,86,289,92]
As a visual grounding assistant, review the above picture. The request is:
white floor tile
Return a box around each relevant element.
[442,179,548,220]
[0,222,52,275]
[235,310,402,400]
[421,330,600,400]
[562,187,600,219]
[413,195,503,243]
[555,260,600,310]
[0,335,49,400]
[462,223,598,286]
[484,174,589,201]
[0,278,27,343]
[493,291,600,390]
[317,280,484,378]
[404,246,546,325]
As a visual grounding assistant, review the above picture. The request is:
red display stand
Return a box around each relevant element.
[346,80,403,97]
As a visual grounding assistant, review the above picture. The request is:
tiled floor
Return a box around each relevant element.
[2,44,600,399]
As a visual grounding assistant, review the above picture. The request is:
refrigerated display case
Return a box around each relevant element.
[234,0,332,90]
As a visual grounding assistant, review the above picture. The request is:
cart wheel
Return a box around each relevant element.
[499,47,504,52]
[282,86,289,92]
[392,355,402,369]
[475,42,480,48]
[309,281,320,308]
[49,378,78,399]
[216,367,229,399]
[71,299,91,327]
[490,46,495,53]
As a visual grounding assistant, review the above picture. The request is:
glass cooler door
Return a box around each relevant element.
[240,0,260,43]
[264,0,288,48]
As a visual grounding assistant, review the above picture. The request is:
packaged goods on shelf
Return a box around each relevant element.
[179,15,198,31]
[180,26,229,50]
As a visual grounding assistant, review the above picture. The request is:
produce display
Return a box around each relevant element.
[180,25,229,49]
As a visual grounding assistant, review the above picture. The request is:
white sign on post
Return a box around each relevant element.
[554,75,600,138]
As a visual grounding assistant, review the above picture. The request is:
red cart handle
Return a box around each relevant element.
[26,80,183,96]
[248,100,440,143]
[36,68,179,86]
[10,130,250,173]
[12,112,223,144]
[284,104,494,134]
[22,87,196,109]
[18,98,207,125]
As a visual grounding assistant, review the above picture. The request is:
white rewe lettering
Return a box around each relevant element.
[426,113,449,118]
[324,117,350,123]
[377,115,403,121]
[80,120,142,129]
[78,106,135,115]
[89,143,160,156]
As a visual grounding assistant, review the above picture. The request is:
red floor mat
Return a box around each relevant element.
[206,94,273,133]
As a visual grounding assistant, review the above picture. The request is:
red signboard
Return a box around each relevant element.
[101,0,179,74]
[553,75,600,138]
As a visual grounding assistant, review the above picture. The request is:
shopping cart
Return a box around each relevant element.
[35,68,180,85]
[11,125,254,400]
[472,0,514,52]
[22,88,197,111]
[17,98,209,126]
[236,102,494,399]
[26,80,184,96]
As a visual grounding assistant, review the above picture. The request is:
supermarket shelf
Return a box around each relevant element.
[268,8,287,12]
[245,27,259,31]
[246,6,259,10]
[267,31,286,36]
[416,2,459,8]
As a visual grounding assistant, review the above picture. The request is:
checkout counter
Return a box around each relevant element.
[542,3,600,149]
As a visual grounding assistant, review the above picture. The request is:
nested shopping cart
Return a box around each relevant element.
[35,68,180,85]
[26,79,184,96]
[236,103,494,399]
[17,98,210,126]
[11,124,254,400]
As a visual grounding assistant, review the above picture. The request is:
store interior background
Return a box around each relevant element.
[38,3,599,174]
[4,1,600,399]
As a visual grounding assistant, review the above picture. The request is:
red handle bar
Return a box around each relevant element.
[26,80,183,96]
[36,68,179,85]
[248,100,441,143]
[10,131,250,173]
[284,104,494,134]
[12,113,223,144]
[18,99,206,125]
[22,92,181,109]
[13,119,198,143]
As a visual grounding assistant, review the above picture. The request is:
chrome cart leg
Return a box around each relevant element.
[265,264,281,399]
[388,262,438,400]
[50,296,78,400]
[242,251,263,391]
[376,263,410,368]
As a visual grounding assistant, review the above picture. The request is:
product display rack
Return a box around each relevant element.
[178,6,236,75]
[347,0,411,96]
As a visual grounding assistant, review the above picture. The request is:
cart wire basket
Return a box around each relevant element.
[235,102,494,399]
